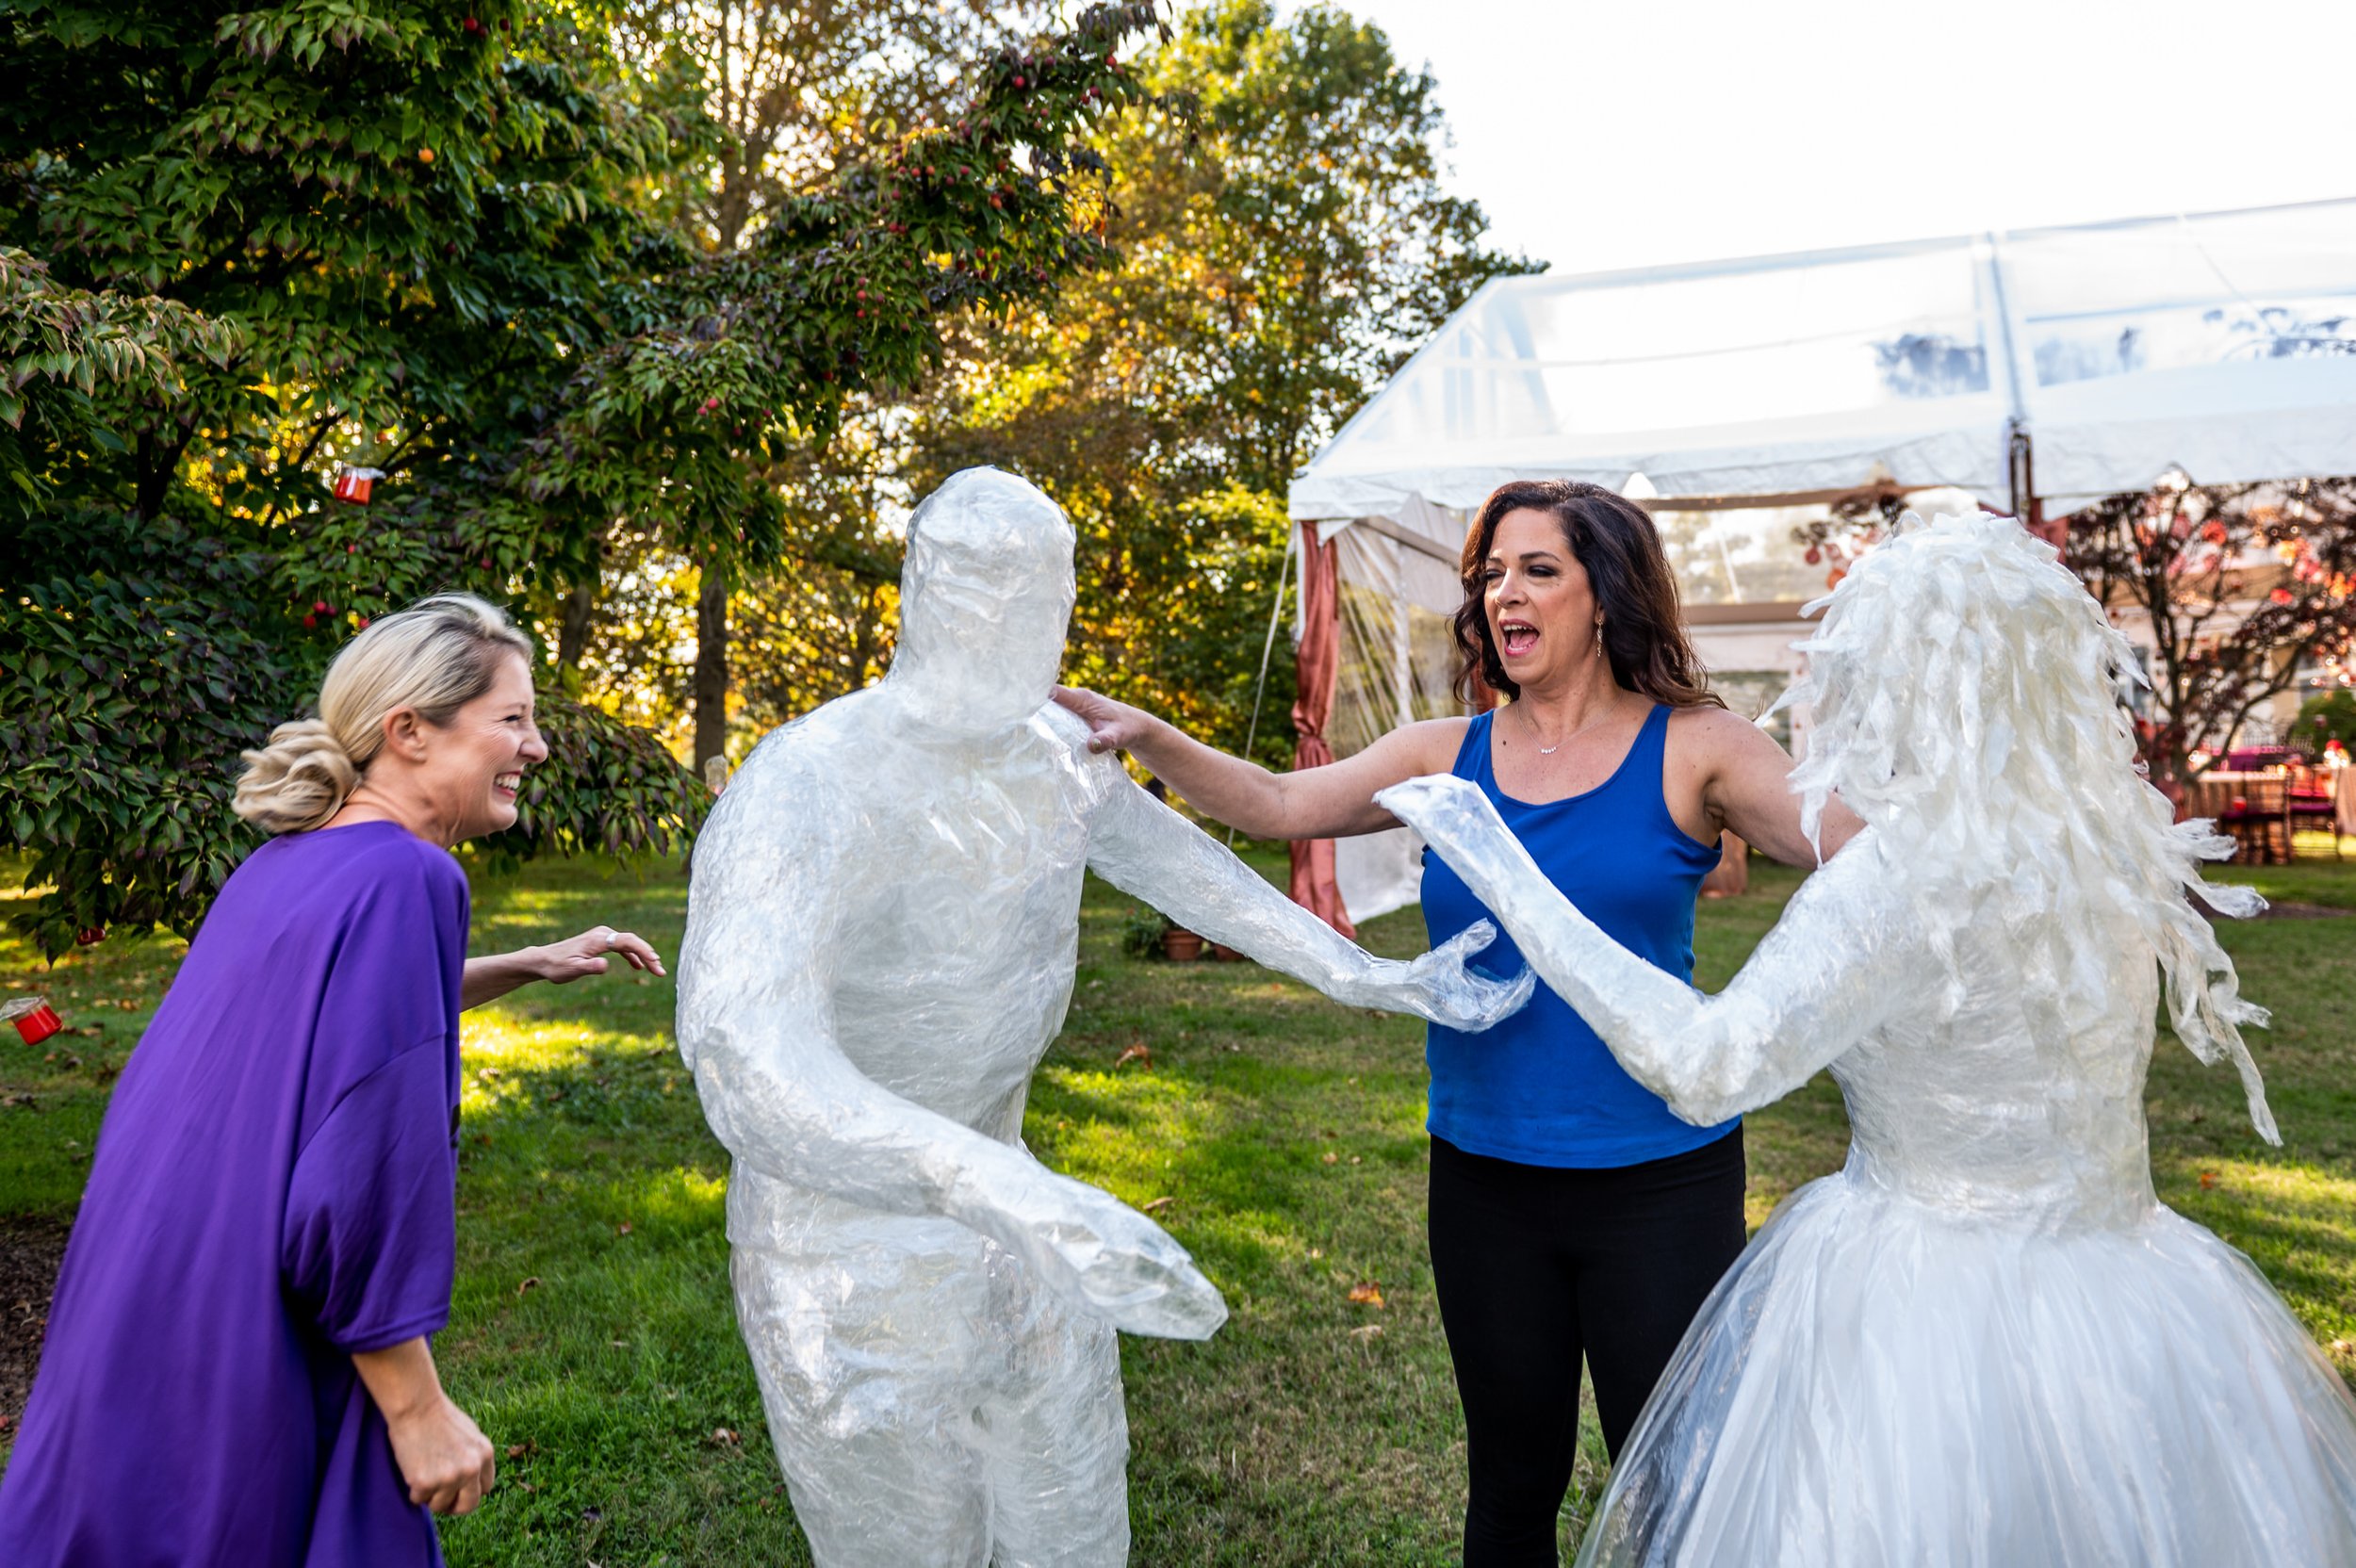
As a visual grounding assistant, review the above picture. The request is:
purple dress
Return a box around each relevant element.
[0,821,468,1566]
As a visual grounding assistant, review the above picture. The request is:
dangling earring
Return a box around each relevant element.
[1593,619,1605,657]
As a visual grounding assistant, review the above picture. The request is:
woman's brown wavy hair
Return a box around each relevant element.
[1451,480,1723,710]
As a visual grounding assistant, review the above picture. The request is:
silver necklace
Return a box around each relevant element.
[1520,701,1609,756]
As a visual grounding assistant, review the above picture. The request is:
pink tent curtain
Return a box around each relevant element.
[1288,524,1356,939]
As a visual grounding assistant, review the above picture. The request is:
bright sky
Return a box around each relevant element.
[1335,0,2356,277]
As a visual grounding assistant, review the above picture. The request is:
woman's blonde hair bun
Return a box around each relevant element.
[233,716,361,835]
[234,593,533,835]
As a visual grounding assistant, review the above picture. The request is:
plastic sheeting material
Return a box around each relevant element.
[1294,198,2356,522]
[1379,512,2356,1566]
[676,467,1531,1567]
[1328,515,1471,923]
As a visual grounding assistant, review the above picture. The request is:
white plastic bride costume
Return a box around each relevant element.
[676,467,1529,1568]
[1379,511,2356,1567]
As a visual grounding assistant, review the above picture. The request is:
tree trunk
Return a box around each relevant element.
[557,583,596,668]
[695,569,730,770]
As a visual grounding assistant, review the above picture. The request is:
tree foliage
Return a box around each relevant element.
[0,0,1181,956]
[2065,477,2356,786]
[903,0,1536,764]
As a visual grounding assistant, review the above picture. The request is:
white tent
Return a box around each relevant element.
[1284,198,2356,925]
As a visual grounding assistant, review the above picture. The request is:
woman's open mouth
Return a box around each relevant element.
[1497,619,1540,659]
[493,771,523,801]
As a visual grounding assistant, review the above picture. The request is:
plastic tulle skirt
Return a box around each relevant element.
[1575,1168,2356,1568]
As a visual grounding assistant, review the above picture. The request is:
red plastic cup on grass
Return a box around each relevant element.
[3,997,64,1047]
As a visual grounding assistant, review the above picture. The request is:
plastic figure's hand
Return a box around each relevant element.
[966,1163,1229,1341]
[1053,685,1154,757]
[1333,919,1534,1030]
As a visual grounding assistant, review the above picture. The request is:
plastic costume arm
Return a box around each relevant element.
[1086,771,1534,1031]
[677,780,1223,1338]
[1378,775,1921,1125]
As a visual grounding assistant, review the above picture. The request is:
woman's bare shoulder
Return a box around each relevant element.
[1665,702,1785,760]
[1385,715,1476,776]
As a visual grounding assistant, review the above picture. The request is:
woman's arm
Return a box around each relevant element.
[1381,775,1917,1125]
[461,926,665,1011]
[1671,707,1866,866]
[352,1337,497,1515]
[1053,686,1464,840]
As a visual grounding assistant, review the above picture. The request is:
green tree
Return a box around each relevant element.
[1,0,1179,956]
[908,0,1537,763]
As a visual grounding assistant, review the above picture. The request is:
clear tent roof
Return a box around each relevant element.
[1291,198,2356,522]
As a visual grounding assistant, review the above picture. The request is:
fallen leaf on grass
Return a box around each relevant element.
[1321,1152,1339,1165]
[710,1427,742,1446]
[1350,1325,1383,1342]
[1347,1282,1385,1310]
[1140,1197,1174,1213]
[504,1441,537,1460]
[516,1276,541,1296]
[1114,1043,1153,1070]
[616,1221,633,1235]
[2331,1340,2354,1357]
[2199,1171,2219,1189]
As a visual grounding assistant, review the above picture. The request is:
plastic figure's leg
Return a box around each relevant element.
[732,1243,994,1568]
[981,1311,1130,1568]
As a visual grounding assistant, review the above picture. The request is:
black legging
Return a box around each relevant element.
[1427,1128,1748,1567]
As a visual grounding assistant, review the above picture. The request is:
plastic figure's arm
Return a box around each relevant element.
[1379,775,1920,1125]
[1086,776,1533,1031]
[678,791,1223,1339]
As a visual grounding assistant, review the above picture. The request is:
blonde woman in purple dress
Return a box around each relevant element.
[0,596,663,1566]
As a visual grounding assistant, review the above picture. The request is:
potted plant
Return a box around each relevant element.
[1120,906,1170,959]
[1120,906,1204,961]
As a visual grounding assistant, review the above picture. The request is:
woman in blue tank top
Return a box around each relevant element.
[1057,481,1860,1566]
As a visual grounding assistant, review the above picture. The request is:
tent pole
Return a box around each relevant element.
[1228,519,1301,849]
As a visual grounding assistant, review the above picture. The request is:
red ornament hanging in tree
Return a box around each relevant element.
[2,997,63,1047]
[332,466,384,504]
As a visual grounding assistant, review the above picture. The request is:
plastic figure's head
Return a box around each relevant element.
[1780,510,2142,849]
[1779,507,2277,1139]
[890,467,1078,736]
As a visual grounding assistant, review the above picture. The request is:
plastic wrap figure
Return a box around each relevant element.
[676,468,1530,1568]
[1379,512,2356,1567]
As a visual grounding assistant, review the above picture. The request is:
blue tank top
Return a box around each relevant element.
[1420,703,1734,1168]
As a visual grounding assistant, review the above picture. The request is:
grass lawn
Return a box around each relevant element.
[2,839,2351,1563]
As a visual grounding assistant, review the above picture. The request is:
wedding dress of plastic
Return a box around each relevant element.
[675,467,1530,1568]
[1379,511,2356,1568]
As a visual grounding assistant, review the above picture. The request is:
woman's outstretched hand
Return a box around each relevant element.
[462,927,668,1009]
[536,926,666,984]
[1053,686,1155,757]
